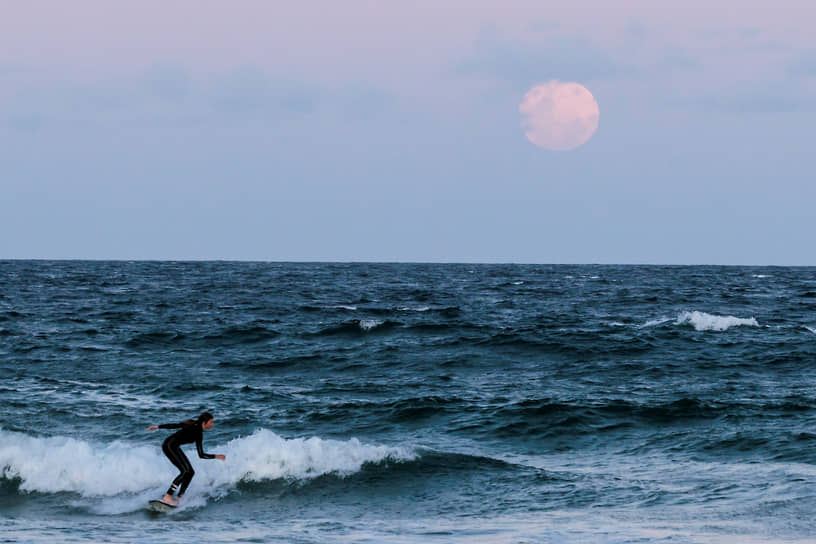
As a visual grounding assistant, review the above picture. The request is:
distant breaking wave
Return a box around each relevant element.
[639,317,673,329]
[315,319,398,335]
[675,311,759,331]
[640,311,759,331]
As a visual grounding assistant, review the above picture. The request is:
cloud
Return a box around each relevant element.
[655,47,701,72]
[624,20,648,42]
[1,64,195,132]
[0,63,28,77]
[455,27,633,87]
[207,67,396,120]
[4,113,45,132]
[681,84,815,114]
[337,85,396,121]
[144,63,191,101]
[0,64,397,132]
[525,20,561,34]
[209,65,276,115]
[790,50,816,77]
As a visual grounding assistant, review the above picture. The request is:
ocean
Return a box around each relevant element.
[1,261,815,543]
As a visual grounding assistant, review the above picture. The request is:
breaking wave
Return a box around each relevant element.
[640,311,759,331]
[0,428,415,500]
[675,311,759,331]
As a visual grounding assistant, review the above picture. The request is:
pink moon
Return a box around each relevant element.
[519,81,600,151]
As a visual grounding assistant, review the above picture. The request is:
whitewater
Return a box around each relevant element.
[0,429,414,500]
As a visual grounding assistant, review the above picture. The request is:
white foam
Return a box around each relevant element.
[640,313,759,331]
[0,428,414,503]
[639,317,672,328]
[358,319,385,331]
[333,305,357,311]
[675,311,759,331]
[206,429,414,488]
[0,431,165,496]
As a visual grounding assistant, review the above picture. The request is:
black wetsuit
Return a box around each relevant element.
[159,421,215,497]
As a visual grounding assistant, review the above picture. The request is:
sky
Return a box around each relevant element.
[1,0,815,264]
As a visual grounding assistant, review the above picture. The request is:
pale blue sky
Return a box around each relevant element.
[2,1,815,263]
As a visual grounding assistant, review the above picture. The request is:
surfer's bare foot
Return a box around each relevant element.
[161,494,178,505]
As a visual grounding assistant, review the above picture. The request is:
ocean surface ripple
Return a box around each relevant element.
[1,262,816,543]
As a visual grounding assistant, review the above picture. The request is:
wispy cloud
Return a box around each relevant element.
[790,50,816,77]
[680,84,815,114]
[624,20,648,42]
[655,47,701,72]
[455,26,633,87]
[454,23,706,88]
[0,64,397,131]
[144,63,192,102]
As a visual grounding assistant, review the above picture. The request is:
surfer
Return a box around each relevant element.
[147,411,226,506]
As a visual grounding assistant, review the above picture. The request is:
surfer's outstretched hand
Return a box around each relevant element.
[216,454,226,460]
[146,425,158,431]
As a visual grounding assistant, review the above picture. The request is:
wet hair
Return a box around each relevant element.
[180,411,214,428]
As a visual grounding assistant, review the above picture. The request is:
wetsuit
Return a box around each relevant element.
[158,421,216,497]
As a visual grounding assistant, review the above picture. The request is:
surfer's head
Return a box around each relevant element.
[197,411,214,430]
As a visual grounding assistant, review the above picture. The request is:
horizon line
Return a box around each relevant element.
[1,258,813,268]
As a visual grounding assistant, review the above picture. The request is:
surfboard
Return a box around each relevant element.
[147,499,177,512]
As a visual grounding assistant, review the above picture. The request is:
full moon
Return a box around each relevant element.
[519,81,599,151]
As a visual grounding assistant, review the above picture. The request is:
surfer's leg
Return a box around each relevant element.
[176,451,195,498]
[162,439,190,502]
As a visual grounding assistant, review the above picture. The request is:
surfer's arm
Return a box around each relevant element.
[146,423,183,431]
[195,435,216,459]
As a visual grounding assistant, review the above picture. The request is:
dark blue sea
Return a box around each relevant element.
[2,262,816,543]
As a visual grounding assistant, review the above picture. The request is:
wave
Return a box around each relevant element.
[124,324,279,349]
[300,305,460,317]
[675,311,759,331]
[315,319,400,335]
[641,311,759,331]
[639,317,673,328]
[299,305,358,312]
[201,325,280,346]
[306,396,465,425]
[0,428,415,500]
[124,330,185,348]
[469,330,655,358]
[493,397,724,427]
[477,396,816,440]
